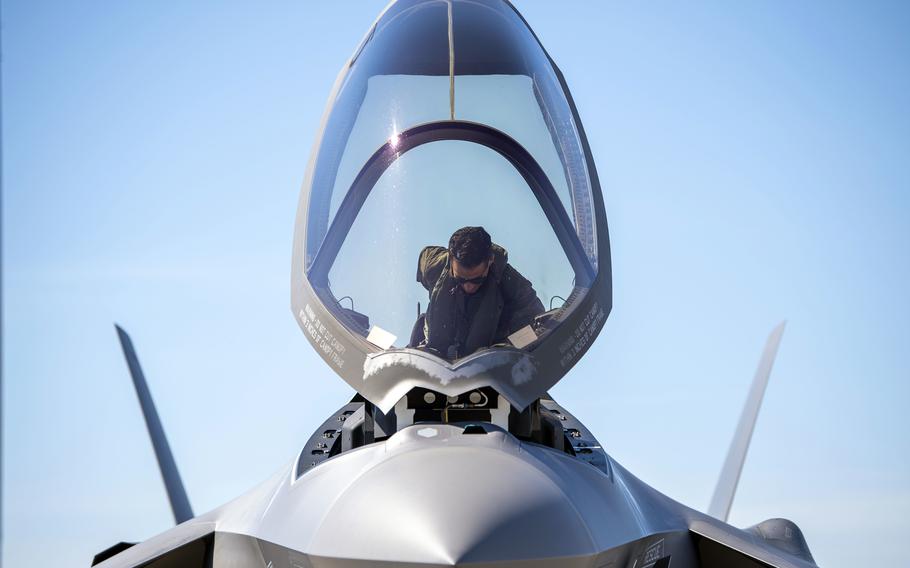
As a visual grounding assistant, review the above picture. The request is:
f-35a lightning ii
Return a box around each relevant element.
[95,1,819,566]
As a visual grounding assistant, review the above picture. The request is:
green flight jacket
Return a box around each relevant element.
[416,244,545,359]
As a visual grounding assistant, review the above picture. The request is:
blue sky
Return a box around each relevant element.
[3,1,908,567]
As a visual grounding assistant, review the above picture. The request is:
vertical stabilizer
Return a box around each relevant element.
[708,322,786,522]
[115,324,194,524]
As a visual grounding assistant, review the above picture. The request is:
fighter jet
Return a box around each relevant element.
[94,1,820,566]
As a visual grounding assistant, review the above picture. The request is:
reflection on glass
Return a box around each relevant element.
[328,75,581,238]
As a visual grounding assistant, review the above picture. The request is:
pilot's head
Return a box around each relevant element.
[449,226,493,295]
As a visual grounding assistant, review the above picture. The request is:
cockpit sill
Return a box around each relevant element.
[293,391,613,484]
[311,278,590,415]
[295,259,608,415]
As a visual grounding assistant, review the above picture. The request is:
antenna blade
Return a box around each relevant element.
[115,324,194,524]
[707,321,786,522]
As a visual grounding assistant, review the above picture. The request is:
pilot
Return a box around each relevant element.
[414,226,545,360]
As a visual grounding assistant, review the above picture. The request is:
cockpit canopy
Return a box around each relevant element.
[292,0,611,412]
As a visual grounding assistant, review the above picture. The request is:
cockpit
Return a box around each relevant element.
[292,0,611,415]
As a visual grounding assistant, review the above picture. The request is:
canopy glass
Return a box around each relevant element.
[300,0,600,360]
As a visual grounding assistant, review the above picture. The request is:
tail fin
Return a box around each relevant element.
[115,324,194,524]
[707,321,786,522]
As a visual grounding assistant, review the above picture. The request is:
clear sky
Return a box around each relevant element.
[3,1,908,567]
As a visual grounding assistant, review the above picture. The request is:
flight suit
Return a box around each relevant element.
[416,244,545,359]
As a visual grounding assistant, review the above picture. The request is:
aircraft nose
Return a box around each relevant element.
[308,432,597,565]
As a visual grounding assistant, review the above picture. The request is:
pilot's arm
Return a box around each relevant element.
[416,246,448,291]
[498,264,545,337]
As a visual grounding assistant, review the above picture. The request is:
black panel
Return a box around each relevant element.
[693,533,775,568]
[405,386,500,424]
[295,401,361,479]
[137,534,214,568]
[413,408,444,422]
[444,408,492,422]
[92,542,136,566]
[297,397,401,478]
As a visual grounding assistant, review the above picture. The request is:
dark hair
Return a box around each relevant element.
[448,226,492,268]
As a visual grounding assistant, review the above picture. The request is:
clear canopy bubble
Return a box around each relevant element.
[292,0,611,409]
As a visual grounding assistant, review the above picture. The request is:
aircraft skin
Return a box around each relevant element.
[93,415,816,568]
[97,1,820,567]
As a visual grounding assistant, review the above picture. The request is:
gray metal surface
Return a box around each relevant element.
[115,325,194,524]
[708,321,786,522]
[95,420,818,567]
